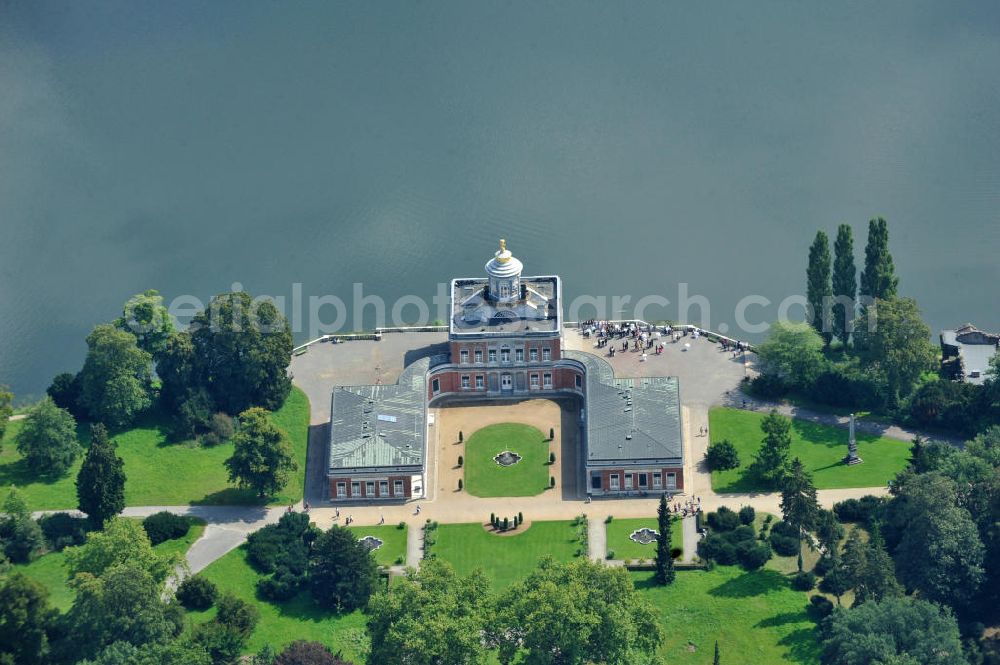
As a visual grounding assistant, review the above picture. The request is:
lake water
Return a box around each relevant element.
[2,1,999,401]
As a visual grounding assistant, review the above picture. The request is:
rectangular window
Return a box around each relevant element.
[515,348,524,362]
[366,481,375,496]
[379,481,388,496]
[461,375,470,389]
[351,481,360,496]
[432,378,440,394]
[543,373,552,388]
[652,473,662,489]
[529,348,538,361]
[624,473,633,489]
[460,349,469,363]
[591,475,602,489]
[530,374,539,388]
[488,349,497,362]
[666,473,677,490]
[393,480,404,496]
[575,375,582,388]
[501,348,511,362]
[475,375,484,389]
[543,348,551,361]
[610,474,620,491]
[336,482,346,498]
[638,474,648,488]
[475,350,483,363]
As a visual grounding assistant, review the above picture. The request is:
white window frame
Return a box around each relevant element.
[366,481,375,496]
[488,349,497,363]
[652,473,662,489]
[501,346,511,362]
[351,481,360,496]
[515,348,524,362]
[624,473,633,490]
[543,348,551,361]
[393,480,404,496]
[529,348,539,361]
[336,482,346,498]
[666,473,677,490]
[543,372,552,388]
[475,349,483,363]
[461,375,470,389]
[432,378,440,394]
[610,474,620,491]
[638,473,648,488]
[460,349,469,363]
[530,374,539,388]
[475,375,484,389]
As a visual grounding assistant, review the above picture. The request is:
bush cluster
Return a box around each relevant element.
[142,511,191,545]
[768,520,800,557]
[176,574,218,610]
[245,512,316,601]
[37,512,90,551]
[832,495,887,526]
[791,571,816,591]
[738,505,756,525]
[697,510,771,571]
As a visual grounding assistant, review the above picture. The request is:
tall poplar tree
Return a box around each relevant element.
[806,231,833,345]
[654,494,675,585]
[859,217,898,301]
[831,224,857,346]
[76,423,127,527]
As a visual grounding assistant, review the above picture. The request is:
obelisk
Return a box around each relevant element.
[843,413,863,465]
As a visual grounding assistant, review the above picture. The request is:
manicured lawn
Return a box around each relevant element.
[605,516,683,561]
[187,544,369,659]
[432,520,581,589]
[634,566,820,664]
[15,517,206,613]
[347,524,408,567]
[0,388,310,510]
[464,423,550,497]
[708,407,911,492]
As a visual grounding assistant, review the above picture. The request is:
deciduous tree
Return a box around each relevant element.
[114,289,176,358]
[15,397,81,476]
[225,407,297,498]
[367,559,491,665]
[65,516,177,585]
[76,423,126,527]
[77,324,154,428]
[0,572,57,665]
[854,297,936,404]
[756,321,826,390]
[0,487,44,563]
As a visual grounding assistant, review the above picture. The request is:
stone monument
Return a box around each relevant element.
[843,413,863,465]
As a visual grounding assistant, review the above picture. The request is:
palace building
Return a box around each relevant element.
[326,240,684,500]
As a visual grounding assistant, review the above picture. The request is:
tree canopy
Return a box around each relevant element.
[114,289,176,358]
[77,324,154,428]
[820,596,965,665]
[225,407,297,498]
[654,494,675,585]
[0,385,12,442]
[748,411,793,488]
[0,572,57,665]
[15,397,81,476]
[308,525,379,612]
[854,297,936,403]
[367,559,492,665]
[780,458,819,569]
[190,291,293,414]
[65,516,178,586]
[858,217,898,303]
[806,230,833,344]
[490,557,662,665]
[831,223,857,346]
[756,321,826,390]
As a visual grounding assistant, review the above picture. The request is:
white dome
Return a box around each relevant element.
[484,238,523,278]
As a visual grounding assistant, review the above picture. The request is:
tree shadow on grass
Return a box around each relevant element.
[192,487,266,506]
[756,610,810,629]
[0,457,70,489]
[777,626,822,664]
[708,568,789,598]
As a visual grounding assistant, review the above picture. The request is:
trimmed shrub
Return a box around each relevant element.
[274,640,350,665]
[705,439,740,471]
[176,574,218,610]
[607,549,615,560]
[706,506,739,532]
[210,412,235,440]
[770,533,799,557]
[37,512,90,551]
[549,451,556,464]
[832,495,887,525]
[258,566,306,602]
[738,505,756,525]
[142,511,190,545]
[791,571,816,591]
[698,534,737,565]
[670,547,683,560]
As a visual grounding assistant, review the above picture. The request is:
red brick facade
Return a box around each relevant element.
[328,474,412,500]
[591,467,684,495]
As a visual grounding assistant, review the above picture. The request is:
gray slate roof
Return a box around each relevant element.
[450,276,561,335]
[328,357,428,472]
[566,351,683,466]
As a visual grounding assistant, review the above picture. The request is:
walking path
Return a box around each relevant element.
[587,517,606,561]
[681,515,698,563]
[406,520,423,568]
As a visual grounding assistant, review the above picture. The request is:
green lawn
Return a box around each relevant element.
[15,517,206,613]
[464,423,550,497]
[347,524,407,567]
[432,520,581,589]
[634,567,820,664]
[0,388,310,510]
[709,407,911,492]
[187,544,369,659]
[605,516,683,561]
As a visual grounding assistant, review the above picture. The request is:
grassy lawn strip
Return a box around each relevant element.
[432,520,580,589]
[709,407,910,493]
[464,423,550,497]
[15,517,206,613]
[0,387,310,511]
[186,544,368,658]
[347,524,407,567]
[634,567,820,664]
[605,517,682,561]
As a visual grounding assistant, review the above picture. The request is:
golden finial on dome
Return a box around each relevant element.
[499,238,507,253]
[496,238,511,263]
